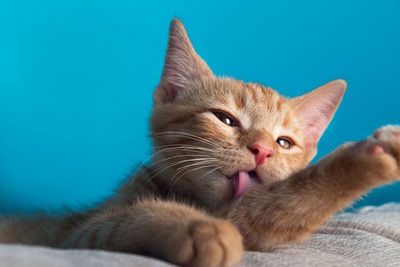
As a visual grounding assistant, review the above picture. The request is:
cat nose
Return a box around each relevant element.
[248,143,274,166]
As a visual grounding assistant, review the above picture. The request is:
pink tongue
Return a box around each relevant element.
[233,171,260,200]
[233,171,250,200]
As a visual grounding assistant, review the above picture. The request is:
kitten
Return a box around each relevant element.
[1,18,400,267]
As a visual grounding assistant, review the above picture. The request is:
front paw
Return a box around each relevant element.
[166,219,243,267]
[322,125,400,186]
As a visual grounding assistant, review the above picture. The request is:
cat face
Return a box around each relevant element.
[150,19,346,208]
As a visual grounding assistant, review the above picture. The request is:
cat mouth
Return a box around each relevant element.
[228,170,261,200]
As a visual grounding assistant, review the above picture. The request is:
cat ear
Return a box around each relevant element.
[290,79,347,148]
[154,18,213,104]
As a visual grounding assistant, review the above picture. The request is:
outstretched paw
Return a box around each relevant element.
[359,125,398,162]
[336,125,400,185]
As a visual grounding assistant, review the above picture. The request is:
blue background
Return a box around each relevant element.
[1,0,399,213]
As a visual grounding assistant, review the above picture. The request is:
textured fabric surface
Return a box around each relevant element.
[1,203,400,267]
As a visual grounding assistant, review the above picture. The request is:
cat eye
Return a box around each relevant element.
[277,137,293,149]
[211,111,238,127]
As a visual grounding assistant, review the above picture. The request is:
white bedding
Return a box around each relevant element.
[1,203,400,267]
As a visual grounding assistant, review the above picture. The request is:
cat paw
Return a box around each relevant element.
[355,125,400,179]
[323,125,400,185]
[170,219,243,267]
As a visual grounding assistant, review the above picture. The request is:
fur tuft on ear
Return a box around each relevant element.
[154,18,213,104]
[290,79,347,148]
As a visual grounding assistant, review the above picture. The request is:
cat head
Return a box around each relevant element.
[150,19,346,208]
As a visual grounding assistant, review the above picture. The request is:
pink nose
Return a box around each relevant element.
[248,143,274,166]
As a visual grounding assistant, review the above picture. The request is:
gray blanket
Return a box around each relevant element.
[1,203,400,267]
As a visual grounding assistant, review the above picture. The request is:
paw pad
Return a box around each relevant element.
[367,145,384,155]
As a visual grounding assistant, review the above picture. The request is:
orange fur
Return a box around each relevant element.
[1,18,400,267]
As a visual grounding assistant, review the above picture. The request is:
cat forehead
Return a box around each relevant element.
[190,78,283,106]
[206,78,286,110]
[191,77,294,129]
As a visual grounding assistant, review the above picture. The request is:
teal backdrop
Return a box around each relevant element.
[1,0,399,213]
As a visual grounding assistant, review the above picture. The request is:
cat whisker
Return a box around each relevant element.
[132,146,215,178]
[146,145,220,164]
[151,154,215,169]
[199,166,222,180]
[153,144,217,152]
[134,159,192,193]
[150,145,213,159]
[124,146,201,182]
[130,132,222,195]
[167,159,219,180]
[166,162,219,194]
[136,157,218,194]
[153,147,217,158]
[152,131,222,149]
[151,146,219,164]
[175,158,219,171]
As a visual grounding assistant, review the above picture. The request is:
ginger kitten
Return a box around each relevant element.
[1,18,400,267]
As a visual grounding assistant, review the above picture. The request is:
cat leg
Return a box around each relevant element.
[60,199,243,267]
[228,125,400,251]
